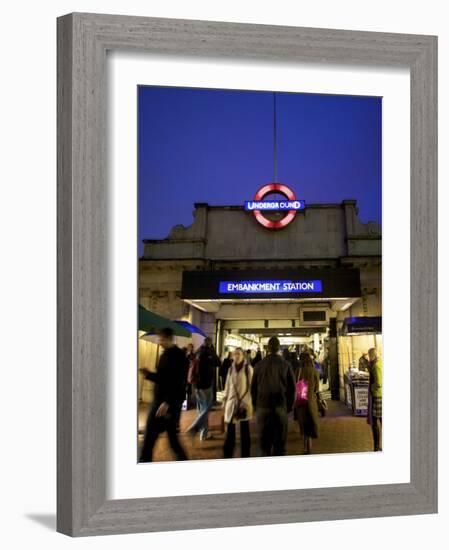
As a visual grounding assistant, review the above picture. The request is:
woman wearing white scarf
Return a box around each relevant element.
[222,347,253,458]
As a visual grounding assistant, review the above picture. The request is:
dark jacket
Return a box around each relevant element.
[251,351,262,367]
[195,344,221,389]
[290,353,301,380]
[144,345,188,408]
[251,353,296,412]
[219,356,233,383]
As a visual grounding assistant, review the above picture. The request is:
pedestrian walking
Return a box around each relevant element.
[295,352,320,454]
[139,327,189,462]
[321,352,330,385]
[185,343,196,409]
[219,351,233,390]
[186,337,220,441]
[251,348,262,367]
[289,351,301,382]
[367,347,382,451]
[250,336,296,456]
[222,348,253,458]
[186,342,195,361]
[282,348,291,369]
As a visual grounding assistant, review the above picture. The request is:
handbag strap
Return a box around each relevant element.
[231,363,250,403]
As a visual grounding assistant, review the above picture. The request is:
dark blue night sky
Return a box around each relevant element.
[138,86,381,254]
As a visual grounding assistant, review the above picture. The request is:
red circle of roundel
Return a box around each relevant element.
[252,183,297,229]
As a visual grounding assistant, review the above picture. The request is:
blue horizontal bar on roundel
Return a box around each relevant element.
[244,200,305,211]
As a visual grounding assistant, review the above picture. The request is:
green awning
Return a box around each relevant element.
[138,305,191,337]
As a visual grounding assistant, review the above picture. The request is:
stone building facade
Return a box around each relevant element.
[139,199,381,398]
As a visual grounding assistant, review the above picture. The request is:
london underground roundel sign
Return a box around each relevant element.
[244,183,305,229]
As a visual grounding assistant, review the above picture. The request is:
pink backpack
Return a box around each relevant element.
[295,379,309,406]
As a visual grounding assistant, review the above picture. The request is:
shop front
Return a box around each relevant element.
[340,316,382,414]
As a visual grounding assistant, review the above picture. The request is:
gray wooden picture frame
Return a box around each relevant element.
[57,12,438,537]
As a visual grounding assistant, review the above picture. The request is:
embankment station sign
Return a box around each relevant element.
[182,269,361,300]
[219,280,322,294]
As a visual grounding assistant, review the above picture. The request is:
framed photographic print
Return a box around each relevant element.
[57,13,438,536]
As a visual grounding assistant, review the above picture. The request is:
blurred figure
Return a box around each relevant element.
[367,348,382,451]
[186,342,195,360]
[313,356,324,380]
[251,336,296,456]
[358,352,370,372]
[282,348,292,367]
[296,352,320,454]
[289,350,300,381]
[321,352,330,385]
[246,349,253,365]
[139,327,189,462]
[222,347,253,458]
[186,337,220,441]
[219,351,233,390]
[185,342,196,410]
[251,348,262,367]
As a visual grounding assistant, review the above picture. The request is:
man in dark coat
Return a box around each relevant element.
[251,336,296,456]
[139,327,189,462]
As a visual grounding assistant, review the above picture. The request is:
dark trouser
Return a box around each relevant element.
[213,367,219,402]
[371,417,382,451]
[186,383,194,409]
[256,406,288,457]
[219,376,227,392]
[322,364,328,385]
[223,420,251,458]
[140,402,188,462]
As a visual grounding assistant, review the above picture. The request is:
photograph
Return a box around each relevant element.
[137,85,382,463]
[0,1,439,541]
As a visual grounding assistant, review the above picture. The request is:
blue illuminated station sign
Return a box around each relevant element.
[219,280,322,294]
[181,269,361,301]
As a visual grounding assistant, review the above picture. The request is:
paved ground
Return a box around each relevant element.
[138,397,377,462]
